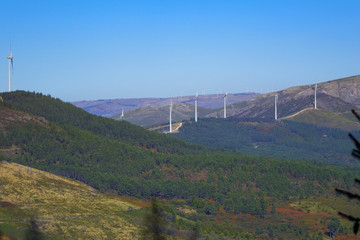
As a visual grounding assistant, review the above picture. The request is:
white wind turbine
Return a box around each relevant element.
[121,107,124,120]
[7,44,14,92]
[275,94,278,120]
[169,100,173,133]
[195,92,198,122]
[223,92,227,119]
[314,84,317,109]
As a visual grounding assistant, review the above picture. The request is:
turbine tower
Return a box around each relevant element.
[7,44,13,92]
[169,100,173,133]
[223,92,227,119]
[314,84,317,109]
[195,92,198,122]
[275,94,278,120]
[121,108,124,120]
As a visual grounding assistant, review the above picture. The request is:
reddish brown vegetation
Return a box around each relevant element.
[116,196,150,208]
[276,206,333,219]
[0,201,14,208]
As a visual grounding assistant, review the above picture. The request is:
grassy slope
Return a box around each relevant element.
[0,161,141,240]
[1,161,358,240]
[284,108,360,131]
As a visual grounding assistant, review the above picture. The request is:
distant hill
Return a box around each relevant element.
[170,75,360,160]
[110,75,360,127]
[113,103,213,126]
[208,75,360,121]
[72,92,260,117]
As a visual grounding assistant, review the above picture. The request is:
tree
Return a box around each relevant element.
[335,109,360,235]
[327,217,340,239]
[142,198,166,240]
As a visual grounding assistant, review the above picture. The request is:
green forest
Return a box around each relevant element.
[173,117,358,165]
[0,91,359,239]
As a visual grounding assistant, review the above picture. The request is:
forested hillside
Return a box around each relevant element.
[173,117,359,165]
[0,91,206,155]
[0,91,359,239]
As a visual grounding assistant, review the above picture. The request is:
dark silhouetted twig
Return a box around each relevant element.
[335,188,360,200]
[352,109,360,122]
[339,212,360,235]
[336,109,360,236]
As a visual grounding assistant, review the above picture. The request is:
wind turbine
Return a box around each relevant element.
[275,94,278,120]
[223,92,227,119]
[7,44,14,92]
[314,84,317,109]
[195,92,198,122]
[120,107,124,120]
[169,100,173,133]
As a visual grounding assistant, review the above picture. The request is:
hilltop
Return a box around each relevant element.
[0,91,206,155]
[208,75,360,121]
[113,103,213,127]
[170,76,360,163]
[93,75,360,128]
[72,92,260,117]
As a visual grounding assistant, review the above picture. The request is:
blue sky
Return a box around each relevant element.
[1,0,360,101]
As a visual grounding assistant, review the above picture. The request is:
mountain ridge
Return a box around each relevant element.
[105,75,360,128]
[208,75,360,121]
[72,92,260,117]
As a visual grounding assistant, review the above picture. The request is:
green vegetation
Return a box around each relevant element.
[174,117,358,164]
[0,161,141,239]
[0,91,206,155]
[288,108,360,131]
[0,91,359,239]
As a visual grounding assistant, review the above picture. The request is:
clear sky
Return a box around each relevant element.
[1,0,360,102]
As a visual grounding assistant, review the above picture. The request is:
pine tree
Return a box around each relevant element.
[142,198,166,240]
[335,109,360,235]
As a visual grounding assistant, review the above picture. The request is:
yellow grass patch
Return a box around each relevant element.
[0,161,141,239]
